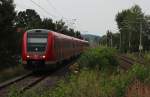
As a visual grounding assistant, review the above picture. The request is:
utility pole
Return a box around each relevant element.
[139,22,143,55]
[121,21,132,52]
[120,31,122,51]
[129,30,131,52]
[110,33,113,48]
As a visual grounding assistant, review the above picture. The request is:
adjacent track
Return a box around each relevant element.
[118,55,137,70]
[118,54,145,70]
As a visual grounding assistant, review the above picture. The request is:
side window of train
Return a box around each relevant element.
[57,39,59,49]
[63,40,65,49]
[66,40,67,48]
[73,42,74,48]
[67,40,69,49]
[54,37,57,49]
[54,37,56,49]
[68,41,70,49]
[54,37,58,50]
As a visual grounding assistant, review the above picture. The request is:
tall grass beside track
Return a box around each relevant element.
[127,52,150,65]
[8,47,150,97]
[0,64,26,83]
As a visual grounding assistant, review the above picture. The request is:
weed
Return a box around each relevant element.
[0,64,26,83]
[8,47,150,97]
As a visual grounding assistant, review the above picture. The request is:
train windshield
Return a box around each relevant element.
[28,38,47,43]
[27,32,48,52]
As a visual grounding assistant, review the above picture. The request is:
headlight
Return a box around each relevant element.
[27,55,30,58]
[42,56,46,58]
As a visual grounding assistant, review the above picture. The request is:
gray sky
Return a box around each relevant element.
[14,0,150,36]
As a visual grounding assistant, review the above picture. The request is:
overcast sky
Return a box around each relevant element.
[14,0,150,36]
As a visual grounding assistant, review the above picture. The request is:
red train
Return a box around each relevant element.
[22,29,89,70]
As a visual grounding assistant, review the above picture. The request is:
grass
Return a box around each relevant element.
[9,64,149,97]
[126,52,150,65]
[0,64,26,83]
[126,53,139,60]
[48,64,150,97]
[8,47,150,97]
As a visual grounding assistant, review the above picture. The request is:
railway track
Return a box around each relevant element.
[0,72,32,90]
[118,55,137,70]
[0,72,56,97]
[0,72,49,97]
[0,61,73,97]
[20,75,47,92]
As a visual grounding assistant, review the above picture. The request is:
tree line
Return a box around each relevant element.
[100,5,150,53]
[0,0,82,69]
[15,9,82,38]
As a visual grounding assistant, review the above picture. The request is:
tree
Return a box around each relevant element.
[116,5,146,52]
[54,19,68,33]
[112,33,120,49]
[0,0,16,68]
[106,30,113,47]
[67,28,75,37]
[54,19,82,39]
[75,31,82,39]
[100,32,120,49]
[15,9,42,30]
[41,18,55,30]
[99,35,107,46]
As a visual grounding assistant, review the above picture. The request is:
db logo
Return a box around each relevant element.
[34,55,38,58]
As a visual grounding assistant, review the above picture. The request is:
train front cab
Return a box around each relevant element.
[22,29,54,70]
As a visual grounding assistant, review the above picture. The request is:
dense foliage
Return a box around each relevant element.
[77,47,118,70]
[15,9,82,38]
[100,5,150,53]
[8,47,150,97]
[0,0,17,68]
[46,48,150,97]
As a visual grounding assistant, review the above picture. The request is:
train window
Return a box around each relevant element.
[27,43,46,52]
[54,40,56,49]
[54,38,57,49]
[27,32,48,52]
[28,38,47,43]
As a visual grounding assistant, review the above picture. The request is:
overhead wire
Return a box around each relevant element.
[46,0,63,16]
[16,0,78,29]
[29,0,57,19]
[45,0,77,27]
[16,1,46,18]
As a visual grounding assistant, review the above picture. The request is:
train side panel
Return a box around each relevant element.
[45,32,54,64]
[22,32,27,64]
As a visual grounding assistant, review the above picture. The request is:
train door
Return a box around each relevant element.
[54,37,57,60]
[59,37,63,61]
[54,36,60,61]
[58,38,62,61]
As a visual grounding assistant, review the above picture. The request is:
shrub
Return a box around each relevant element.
[0,64,26,83]
[49,70,102,97]
[8,47,150,97]
[77,47,118,70]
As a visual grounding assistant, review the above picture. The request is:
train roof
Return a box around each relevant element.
[26,29,88,43]
[27,29,51,33]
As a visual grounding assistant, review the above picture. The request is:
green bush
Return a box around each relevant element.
[49,70,102,97]
[77,47,118,70]
[128,64,149,81]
